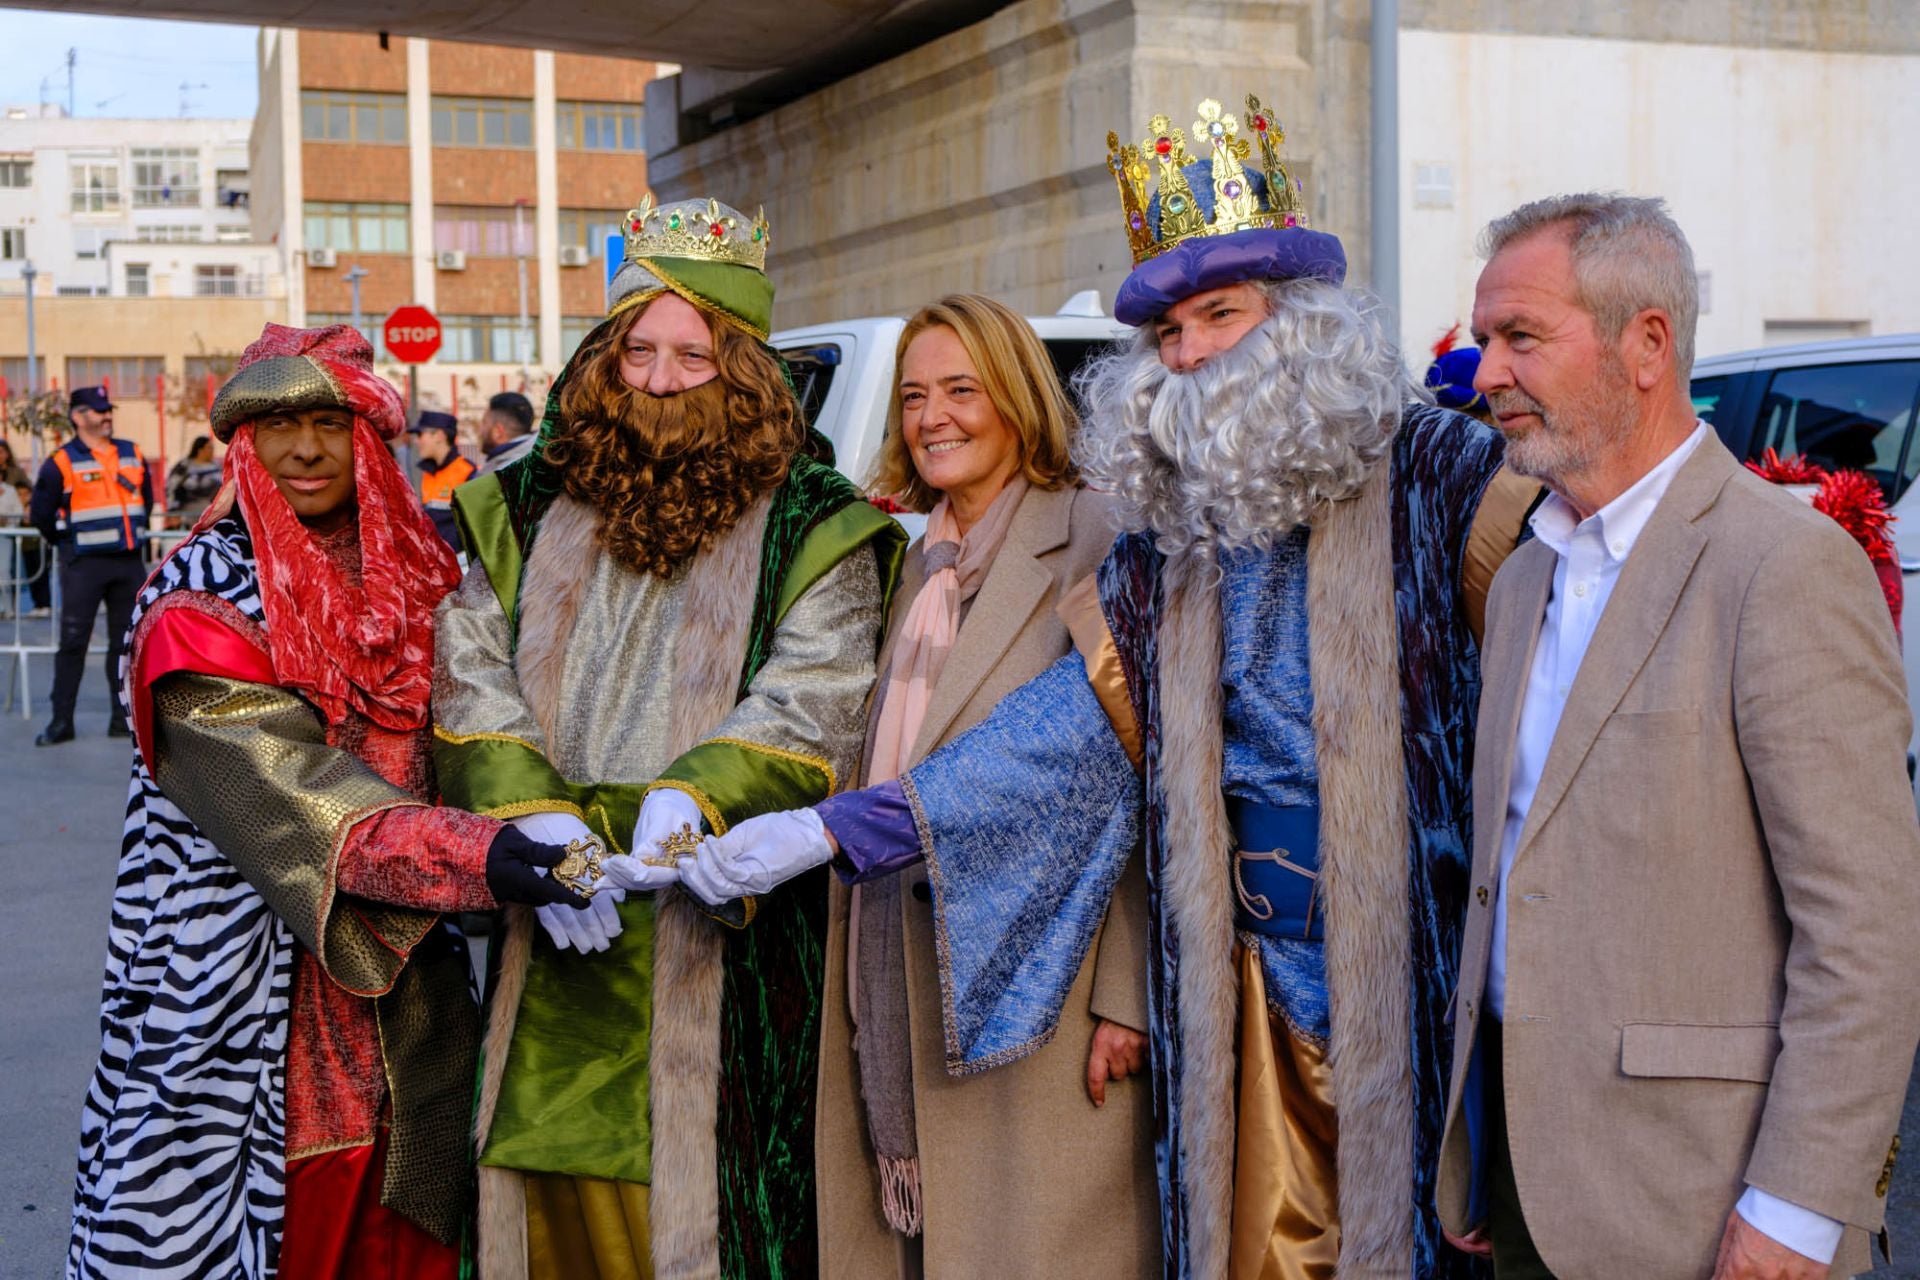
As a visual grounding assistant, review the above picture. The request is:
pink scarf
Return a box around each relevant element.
[866,477,1028,781]
[853,476,1027,1234]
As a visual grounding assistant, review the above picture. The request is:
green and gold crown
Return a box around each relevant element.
[1107,94,1309,265]
[623,194,771,272]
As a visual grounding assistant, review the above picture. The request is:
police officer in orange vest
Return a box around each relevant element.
[409,409,473,552]
[28,387,154,746]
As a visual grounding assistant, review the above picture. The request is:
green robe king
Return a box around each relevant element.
[432,195,905,1280]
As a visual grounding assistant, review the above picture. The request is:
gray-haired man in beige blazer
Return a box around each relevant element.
[1435,192,1920,1280]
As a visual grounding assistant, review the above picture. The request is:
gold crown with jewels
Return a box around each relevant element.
[1107,94,1310,265]
[623,194,771,271]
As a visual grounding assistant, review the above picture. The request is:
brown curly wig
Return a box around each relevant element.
[546,305,806,578]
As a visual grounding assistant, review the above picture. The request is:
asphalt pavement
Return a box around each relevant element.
[2,612,1919,1278]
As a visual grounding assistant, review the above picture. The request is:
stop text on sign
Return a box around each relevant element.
[388,325,438,342]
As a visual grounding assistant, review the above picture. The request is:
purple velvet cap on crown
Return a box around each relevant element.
[1114,226,1348,326]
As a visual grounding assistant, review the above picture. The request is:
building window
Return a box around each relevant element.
[0,228,23,260]
[558,208,625,257]
[555,101,643,152]
[70,161,120,213]
[215,167,250,209]
[125,264,149,297]
[431,96,533,149]
[560,316,599,363]
[303,201,410,254]
[440,314,536,364]
[0,159,29,188]
[301,89,407,144]
[66,356,164,397]
[73,227,121,259]
[433,204,531,257]
[214,225,250,243]
[131,147,202,208]
[134,224,205,243]
[1,357,34,394]
[306,312,390,362]
[194,264,240,297]
[182,354,238,402]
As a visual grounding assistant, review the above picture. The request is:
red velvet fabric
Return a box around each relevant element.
[281,1123,460,1280]
[337,805,500,914]
[127,599,277,768]
[221,324,461,732]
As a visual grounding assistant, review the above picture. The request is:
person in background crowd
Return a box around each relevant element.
[165,434,224,527]
[410,409,474,550]
[756,294,1156,1279]
[0,439,27,616]
[67,323,589,1280]
[1436,193,1920,1279]
[29,387,152,746]
[478,390,537,474]
[0,436,51,617]
[1425,323,1495,424]
[686,92,1537,1279]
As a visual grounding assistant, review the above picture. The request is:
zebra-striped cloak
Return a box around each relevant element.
[69,520,483,1280]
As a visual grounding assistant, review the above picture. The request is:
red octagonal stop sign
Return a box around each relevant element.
[383,305,442,364]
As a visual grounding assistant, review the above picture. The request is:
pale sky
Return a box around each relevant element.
[0,10,258,121]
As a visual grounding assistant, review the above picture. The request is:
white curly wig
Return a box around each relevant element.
[1074,278,1410,559]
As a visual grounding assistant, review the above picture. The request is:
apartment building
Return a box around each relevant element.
[0,108,289,462]
[253,29,660,416]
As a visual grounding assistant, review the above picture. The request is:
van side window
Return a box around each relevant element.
[1760,360,1920,502]
[1690,374,1732,425]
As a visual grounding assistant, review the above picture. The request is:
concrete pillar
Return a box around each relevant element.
[642,0,1374,329]
[532,51,562,374]
[406,38,435,308]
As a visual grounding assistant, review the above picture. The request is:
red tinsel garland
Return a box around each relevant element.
[1744,449,1901,633]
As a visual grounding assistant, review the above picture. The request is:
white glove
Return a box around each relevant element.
[512,812,627,953]
[601,788,704,893]
[681,808,834,906]
[534,889,626,953]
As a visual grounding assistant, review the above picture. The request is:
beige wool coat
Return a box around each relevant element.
[815,481,1160,1279]
[1436,436,1920,1278]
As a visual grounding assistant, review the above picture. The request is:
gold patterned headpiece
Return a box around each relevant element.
[1107,94,1310,266]
[623,195,770,272]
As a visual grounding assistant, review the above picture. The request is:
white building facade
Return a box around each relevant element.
[1396,11,1920,363]
[0,109,279,300]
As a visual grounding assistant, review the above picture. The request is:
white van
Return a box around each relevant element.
[1690,334,1920,784]
[773,292,1133,540]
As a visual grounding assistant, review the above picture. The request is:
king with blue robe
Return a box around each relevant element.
[686,93,1537,1279]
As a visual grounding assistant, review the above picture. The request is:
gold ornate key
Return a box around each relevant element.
[641,822,703,868]
[550,835,608,898]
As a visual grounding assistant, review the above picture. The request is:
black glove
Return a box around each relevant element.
[486,827,592,908]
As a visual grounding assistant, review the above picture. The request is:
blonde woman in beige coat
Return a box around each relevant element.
[816,295,1157,1278]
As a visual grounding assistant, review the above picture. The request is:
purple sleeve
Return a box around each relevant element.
[815,781,922,882]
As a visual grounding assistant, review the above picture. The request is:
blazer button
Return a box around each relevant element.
[1476,886,1489,906]
[911,881,933,904]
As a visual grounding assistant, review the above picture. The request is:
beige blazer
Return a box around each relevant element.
[815,482,1159,1279]
[1436,436,1920,1277]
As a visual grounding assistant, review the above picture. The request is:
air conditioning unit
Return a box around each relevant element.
[308,247,337,268]
[558,245,591,268]
[436,250,467,271]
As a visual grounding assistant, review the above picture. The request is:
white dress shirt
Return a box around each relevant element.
[1486,423,1842,1263]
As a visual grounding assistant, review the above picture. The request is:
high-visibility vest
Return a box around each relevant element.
[420,454,476,512]
[53,437,146,555]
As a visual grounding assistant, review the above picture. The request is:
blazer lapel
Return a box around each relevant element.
[1474,541,1554,882]
[908,486,1073,760]
[1513,437,1736,859]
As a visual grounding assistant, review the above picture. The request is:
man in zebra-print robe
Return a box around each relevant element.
[68,324,592,1280]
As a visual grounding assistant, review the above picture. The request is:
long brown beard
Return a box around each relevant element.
[545,379,791,578]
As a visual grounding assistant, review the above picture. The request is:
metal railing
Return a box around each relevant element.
[1,526,188,719]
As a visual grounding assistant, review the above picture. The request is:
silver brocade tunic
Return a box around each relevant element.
[432,502,884,795]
